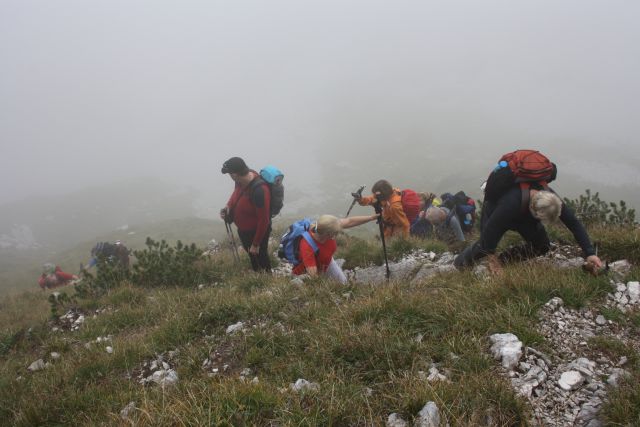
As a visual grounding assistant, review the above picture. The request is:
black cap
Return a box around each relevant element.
[221,157,249,175]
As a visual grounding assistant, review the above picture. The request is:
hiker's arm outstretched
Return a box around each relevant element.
[559,204,602,268]
[357,195,377,206]
[559,204,595,257]
[339,214,378,229]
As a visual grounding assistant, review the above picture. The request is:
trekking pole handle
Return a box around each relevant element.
[346,186,366,217]
[351,186,365,200]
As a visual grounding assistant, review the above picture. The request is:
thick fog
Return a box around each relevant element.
[2,0,639,216]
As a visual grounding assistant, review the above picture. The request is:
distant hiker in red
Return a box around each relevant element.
[38,263,78,290]
[220,157,272,272]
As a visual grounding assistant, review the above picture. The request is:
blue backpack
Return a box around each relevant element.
[277,218,319,265]
[441,191,477,232]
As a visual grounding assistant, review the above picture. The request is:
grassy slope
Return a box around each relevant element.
[0,228,639,426]
[0,217,226,295]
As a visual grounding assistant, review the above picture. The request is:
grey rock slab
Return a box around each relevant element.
[595,315,607,326]
[353,259,420,284]
[436,252,455,265]
[568,358,596,378]
[607,368,631,387]
[412,264,456,284]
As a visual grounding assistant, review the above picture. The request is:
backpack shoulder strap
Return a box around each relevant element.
[519,183,531,213]
[301,231,319,254]
[444,207,457,226]
[520,181,550,213]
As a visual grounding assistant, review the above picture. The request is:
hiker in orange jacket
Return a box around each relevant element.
[355,179,410,238]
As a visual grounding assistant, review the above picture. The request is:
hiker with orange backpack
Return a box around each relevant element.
[353,180,421,238]
[454,150,603,274]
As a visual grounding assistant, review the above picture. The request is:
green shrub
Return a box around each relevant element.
[131,238,216,288]
[74,255,130,299]
[563,189,636,227]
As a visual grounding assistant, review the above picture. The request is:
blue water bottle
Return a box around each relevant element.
[493,160,508,172]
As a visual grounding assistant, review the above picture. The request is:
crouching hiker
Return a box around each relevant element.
[454,150,602,274]
[280,214,378,283]
[411,206,465,243]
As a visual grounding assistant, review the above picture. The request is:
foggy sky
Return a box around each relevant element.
[1,0,639,208]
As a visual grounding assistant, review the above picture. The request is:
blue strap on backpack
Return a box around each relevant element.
[278,218,319,265]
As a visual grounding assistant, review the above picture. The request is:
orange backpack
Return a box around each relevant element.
[500,150,556,186]
[486,150,557,211]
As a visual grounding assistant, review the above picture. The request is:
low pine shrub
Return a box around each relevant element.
[131,238,217,288]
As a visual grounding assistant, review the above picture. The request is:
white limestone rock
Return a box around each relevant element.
[426,367,448,383]
[290,378,319,392]
[386,413,408,427]
[609,260,631,277]
[489,333,523,370]
[627,281,639,303]
[545,297,564,311]
[150,369,179,387]
[416,401,440,427]
[226,321,245,334]
[27,359,46,372]
[558,370,584,391]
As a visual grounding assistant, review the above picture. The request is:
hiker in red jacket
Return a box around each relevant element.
[38,263,78,290]
[220,157,272,272]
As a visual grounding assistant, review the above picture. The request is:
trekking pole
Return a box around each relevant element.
[374,200,391,280]
[346,186,365,217]
[225,221,241,263]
